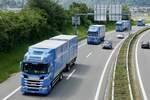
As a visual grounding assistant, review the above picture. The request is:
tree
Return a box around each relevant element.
[68,2,92,27]
[26,0,67,32]
[0,9,47,51]
[122,4,131,20]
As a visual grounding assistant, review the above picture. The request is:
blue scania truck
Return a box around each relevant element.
[87,25,105,45]
[20,35,77,95]
[116,20,131,32]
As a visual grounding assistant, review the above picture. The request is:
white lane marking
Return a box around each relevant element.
[94,37,126,100]
[126,36,134,100]
[2,86,21,100]
[111,47,120,100]
[66,69,76,80]
[86,52,92,58]
[135,32,148,100]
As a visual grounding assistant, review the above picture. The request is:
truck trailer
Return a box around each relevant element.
[87,25,105,45]
[116,20,131,32]
[20,36,78,95]
[50,35,78,71]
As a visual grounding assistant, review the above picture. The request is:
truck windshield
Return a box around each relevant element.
[88,32,98,36]
[116,24,123,28]
[22,63,48,74]
[116,23,122,26]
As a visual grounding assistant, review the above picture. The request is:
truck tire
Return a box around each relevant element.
[22,92,26,95]
[66,65,71,71]
[72,58,77,66]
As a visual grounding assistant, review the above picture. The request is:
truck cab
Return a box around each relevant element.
[116,20,131,32]
[116,21,124,32]
[20,40,67,95]
[87,25,105,45]
[137,19,145,26]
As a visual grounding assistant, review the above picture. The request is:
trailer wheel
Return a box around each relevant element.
[73,62,75,66]
[67,66,71,71]
[72,58,77,66]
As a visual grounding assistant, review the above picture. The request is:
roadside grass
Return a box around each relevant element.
[0,43,30,83]
[131,20,137,26]
[128,34,140,100]
[114,35,133,100]
[105,21,115,32]
[0,22,115,83]
[67,25,88,41]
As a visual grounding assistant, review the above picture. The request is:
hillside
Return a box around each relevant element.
[0,0,150,9]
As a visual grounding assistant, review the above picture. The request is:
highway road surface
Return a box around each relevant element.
[136,29,150,100]
[0,26,142,100]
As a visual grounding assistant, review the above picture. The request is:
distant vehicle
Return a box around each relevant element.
[137,19,145,26]
[116,20,131,32]
[87,25,105,45]
[116,33,124,39]
[20,35,78,95]
[141,41,150,49]
[102,40,113,49]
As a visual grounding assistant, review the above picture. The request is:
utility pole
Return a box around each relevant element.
[72,15,80,35]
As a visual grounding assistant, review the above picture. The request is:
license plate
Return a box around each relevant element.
[29,76,39,80]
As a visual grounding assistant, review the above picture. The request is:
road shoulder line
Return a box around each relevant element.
[135,32,148,100]
[94,36,126,100]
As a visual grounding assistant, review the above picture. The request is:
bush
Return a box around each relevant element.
[0,9,47,51]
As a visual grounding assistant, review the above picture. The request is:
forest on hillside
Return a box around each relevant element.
[0,0,150,9]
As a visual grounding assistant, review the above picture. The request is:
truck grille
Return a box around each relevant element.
[25,79,43,89]
[28,56,41,62]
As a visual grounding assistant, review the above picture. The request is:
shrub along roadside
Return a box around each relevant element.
[0,9,48,52]
[0,43,30,83]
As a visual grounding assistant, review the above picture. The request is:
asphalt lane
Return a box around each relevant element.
[0,26,142,100]
[136,29,150,100]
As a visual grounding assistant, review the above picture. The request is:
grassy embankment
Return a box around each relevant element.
[0,22,115,83]
[114,35,132,100]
